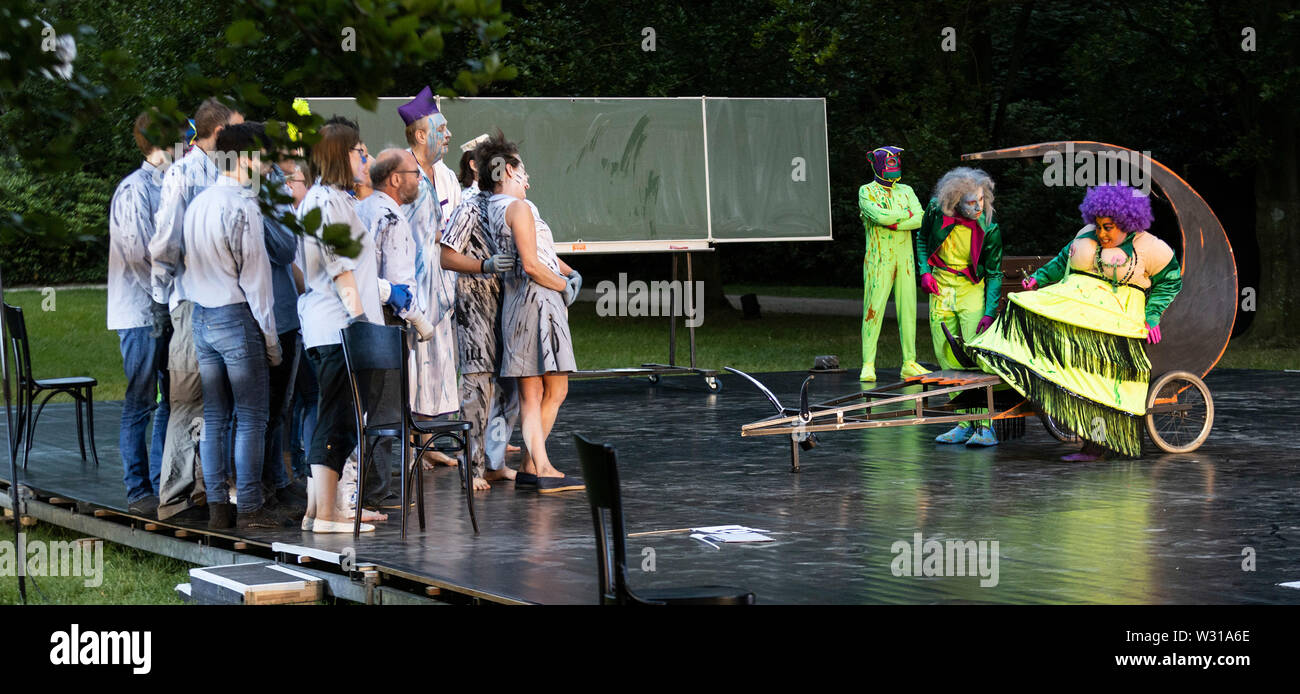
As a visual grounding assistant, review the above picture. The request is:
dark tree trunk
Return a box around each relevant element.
[1249,115,1300,340]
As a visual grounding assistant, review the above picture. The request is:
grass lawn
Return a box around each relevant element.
[0,520,191,605]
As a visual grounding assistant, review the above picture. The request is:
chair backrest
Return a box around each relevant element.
[574,433,630,605]
[340,321,404,372]
[2,304,33,387]
[339,322,407,460]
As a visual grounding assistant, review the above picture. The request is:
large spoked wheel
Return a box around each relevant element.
[1145,370,1214,453]
[1039,411,1080,444]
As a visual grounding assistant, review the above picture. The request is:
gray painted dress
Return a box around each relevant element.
[487,193,577,377]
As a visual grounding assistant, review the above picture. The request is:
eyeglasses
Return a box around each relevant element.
[351,146,368,163]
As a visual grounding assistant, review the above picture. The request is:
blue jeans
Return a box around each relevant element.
[262,330,299,492]
[290,346,319,478]
[193,303,269,512]
[117,327,169,502]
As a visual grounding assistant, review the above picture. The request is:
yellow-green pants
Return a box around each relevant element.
[862,228,917,366]
[929,271,989,426]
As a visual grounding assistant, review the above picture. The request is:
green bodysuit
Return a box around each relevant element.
[859,180,924,368]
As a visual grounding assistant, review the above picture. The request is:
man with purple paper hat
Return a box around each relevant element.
[398,86,463,465]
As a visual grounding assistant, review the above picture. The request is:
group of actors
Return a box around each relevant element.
[106,86,584,534]
[856,146,1182,459]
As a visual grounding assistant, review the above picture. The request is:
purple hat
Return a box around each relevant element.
[397,86,438,126]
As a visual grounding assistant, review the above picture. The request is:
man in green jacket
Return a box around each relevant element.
[859,146,929,382]
[915,167,1003,446]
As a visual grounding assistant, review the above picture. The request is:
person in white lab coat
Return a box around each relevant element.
[398,86,462,466]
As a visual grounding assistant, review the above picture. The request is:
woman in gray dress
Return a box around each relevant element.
[478,133,584,493]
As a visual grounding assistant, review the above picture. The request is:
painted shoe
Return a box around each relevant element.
[935,424,974,444]
[859,364,877,382]
[900,361,931,378]
[965,426,999,447]
[537,475,586,493]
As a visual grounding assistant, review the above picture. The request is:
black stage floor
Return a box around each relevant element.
[6,369,1300,604]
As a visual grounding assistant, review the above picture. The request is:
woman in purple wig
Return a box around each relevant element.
[966,183,1182,460]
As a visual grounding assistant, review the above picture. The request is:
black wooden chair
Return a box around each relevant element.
[3,303,98,470]
[340,321,474,538]
[574,433,755,605]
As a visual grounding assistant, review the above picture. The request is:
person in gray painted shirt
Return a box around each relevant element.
[148,97,243,521]
[106,110,173,516]
[180,121,283,530]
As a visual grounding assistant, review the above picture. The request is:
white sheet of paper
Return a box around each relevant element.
[690,525,774,543]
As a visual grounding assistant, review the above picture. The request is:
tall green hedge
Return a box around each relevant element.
[0,156,113,285]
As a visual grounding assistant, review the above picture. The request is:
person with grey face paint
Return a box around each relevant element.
[915,166,1005,447]
[399,87,463,471]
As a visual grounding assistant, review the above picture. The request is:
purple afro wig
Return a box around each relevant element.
[1079,183,1154,233]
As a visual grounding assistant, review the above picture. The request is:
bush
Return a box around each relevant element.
[0,156,113,285]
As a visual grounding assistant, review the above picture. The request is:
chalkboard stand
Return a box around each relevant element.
[570,251,722,393]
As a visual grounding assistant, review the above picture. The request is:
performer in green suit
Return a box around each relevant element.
[858,146,929,382]
[915,167,1004,446]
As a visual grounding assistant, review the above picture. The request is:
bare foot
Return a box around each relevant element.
[506,444,521,455]
[344,508,389,522]
[484,467,516,482]
[472,477,491,491]
[421,450,459,470]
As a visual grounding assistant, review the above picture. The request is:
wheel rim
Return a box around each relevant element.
[1040,411,1080,444]
[1145,371,1213,453]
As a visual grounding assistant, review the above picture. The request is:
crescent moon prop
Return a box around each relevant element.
[961,141,1237,379]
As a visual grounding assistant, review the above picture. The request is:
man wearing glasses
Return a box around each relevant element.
[354,149,436,508]
[260,153,310,511]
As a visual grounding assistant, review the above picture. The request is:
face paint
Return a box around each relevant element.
[427,114,449,163]
[959,192,982,220]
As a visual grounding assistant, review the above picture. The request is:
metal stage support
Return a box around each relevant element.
[569,250,721,392]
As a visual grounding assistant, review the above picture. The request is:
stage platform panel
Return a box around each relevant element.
[5,369,1300,604]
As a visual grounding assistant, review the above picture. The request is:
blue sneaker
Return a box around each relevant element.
[965,426,999,447]
[935,424,974,444]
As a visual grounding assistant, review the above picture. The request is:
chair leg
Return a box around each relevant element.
[399,435,409,540]
[74,395,87,462]
[23,392,37,471]
[84,389,99,467]
[415,440,426,530]
[463,435,478,534]
[354,442,368,538]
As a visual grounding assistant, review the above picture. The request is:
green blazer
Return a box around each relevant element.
[915,199,1004,317]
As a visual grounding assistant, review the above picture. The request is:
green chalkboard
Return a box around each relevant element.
[705,98,831,242]
[304,97,830,252]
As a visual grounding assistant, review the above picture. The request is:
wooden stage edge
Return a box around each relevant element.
[0,477,527,606]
